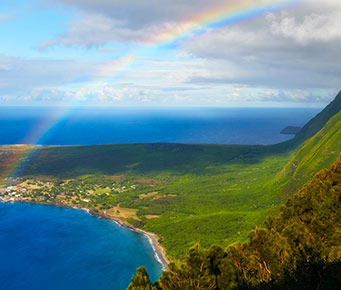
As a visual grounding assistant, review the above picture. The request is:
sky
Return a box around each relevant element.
[0,0,340,107]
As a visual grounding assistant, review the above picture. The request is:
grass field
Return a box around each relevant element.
[0,96,340,259]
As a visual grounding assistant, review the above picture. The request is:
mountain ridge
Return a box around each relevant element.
[276,110,341,197]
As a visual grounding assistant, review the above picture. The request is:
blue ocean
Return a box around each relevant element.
[0,106,321,289]
[0,107,320,145]
[0,202,162,290]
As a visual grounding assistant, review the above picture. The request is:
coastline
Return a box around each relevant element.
[0,200,169,271]
[105,215,169,270]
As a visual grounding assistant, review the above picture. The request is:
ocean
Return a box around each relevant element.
[0,107,321,145]
[0,106,322,289]
[0,202,162,290]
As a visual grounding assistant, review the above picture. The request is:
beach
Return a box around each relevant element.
[106,216,169,270]
[0,198,169,271]
[0,201,163,289]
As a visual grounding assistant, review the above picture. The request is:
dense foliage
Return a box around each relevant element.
[129,157,341,289]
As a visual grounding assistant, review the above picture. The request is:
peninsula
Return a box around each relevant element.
[280,125,301,135]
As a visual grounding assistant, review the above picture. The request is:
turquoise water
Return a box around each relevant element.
[0,202,162,290]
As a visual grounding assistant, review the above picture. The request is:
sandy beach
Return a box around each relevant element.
[75,206,169,270]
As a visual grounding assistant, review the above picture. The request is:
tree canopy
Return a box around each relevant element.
[129,156,341,289]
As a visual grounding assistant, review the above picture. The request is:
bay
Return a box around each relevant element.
[0,202,162,290]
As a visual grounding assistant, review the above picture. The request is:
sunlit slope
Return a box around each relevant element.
[277,111,341,196]
[291,90,341,143]
[130,156,341,289]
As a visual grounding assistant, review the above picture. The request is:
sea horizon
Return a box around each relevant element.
[0,106,321,146]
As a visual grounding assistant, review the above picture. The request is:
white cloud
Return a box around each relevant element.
[0,56,94,95]
[38,14,146,48]
[180,2,341,91]
[268,11,341,44]
[2,0,338,106]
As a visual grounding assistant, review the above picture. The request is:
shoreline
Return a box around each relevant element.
[105,215,169,270]
[1,200,169,271]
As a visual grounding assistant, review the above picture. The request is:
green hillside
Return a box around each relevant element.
[129,156,341,289]
[289,90,341,145]
[18,90,340,179]
[21,143,275,178]
[277,111,341,196]
[15,110,339,259]
[0,90,340,260]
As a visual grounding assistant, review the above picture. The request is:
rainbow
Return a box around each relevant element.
[143,0,300,47]
[0,0,300,185]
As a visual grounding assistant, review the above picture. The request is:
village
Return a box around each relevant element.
[0,185,26,203]
[0,175,167,225]
[0,176,145,205]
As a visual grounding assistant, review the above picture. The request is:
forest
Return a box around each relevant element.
[129,156,341,289]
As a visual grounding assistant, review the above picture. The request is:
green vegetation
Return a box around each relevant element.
[276,111,341,197]
[292,90,341,144]
[0,91,340,261]
[3,152,293,258]
[129,157,341,289]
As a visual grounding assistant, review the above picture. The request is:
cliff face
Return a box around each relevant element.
[277,111,341,196]
[293,90,341,143]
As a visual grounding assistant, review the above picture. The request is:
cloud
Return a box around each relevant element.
[45,0,216,28]
[37,14,146,49]
[39,0,215,48]
[224,88,336,104]
[268,11,341,44]
[0,56,93,95]
[180,2,341,91]
[0,54,208,105]
[3,0,339,106]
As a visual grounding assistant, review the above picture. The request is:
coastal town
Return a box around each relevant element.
[0,176,158,211]
[0,175,175,232]
[0,175,170,269]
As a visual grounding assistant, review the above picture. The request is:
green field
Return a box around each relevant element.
[1,92,340,259]
[9,145,294,258]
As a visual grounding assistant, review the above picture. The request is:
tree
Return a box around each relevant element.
[128,266,155,290]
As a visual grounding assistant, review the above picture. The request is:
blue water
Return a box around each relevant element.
[0,202,162,290]
[0,107,321,145]
[0,106,323,289]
